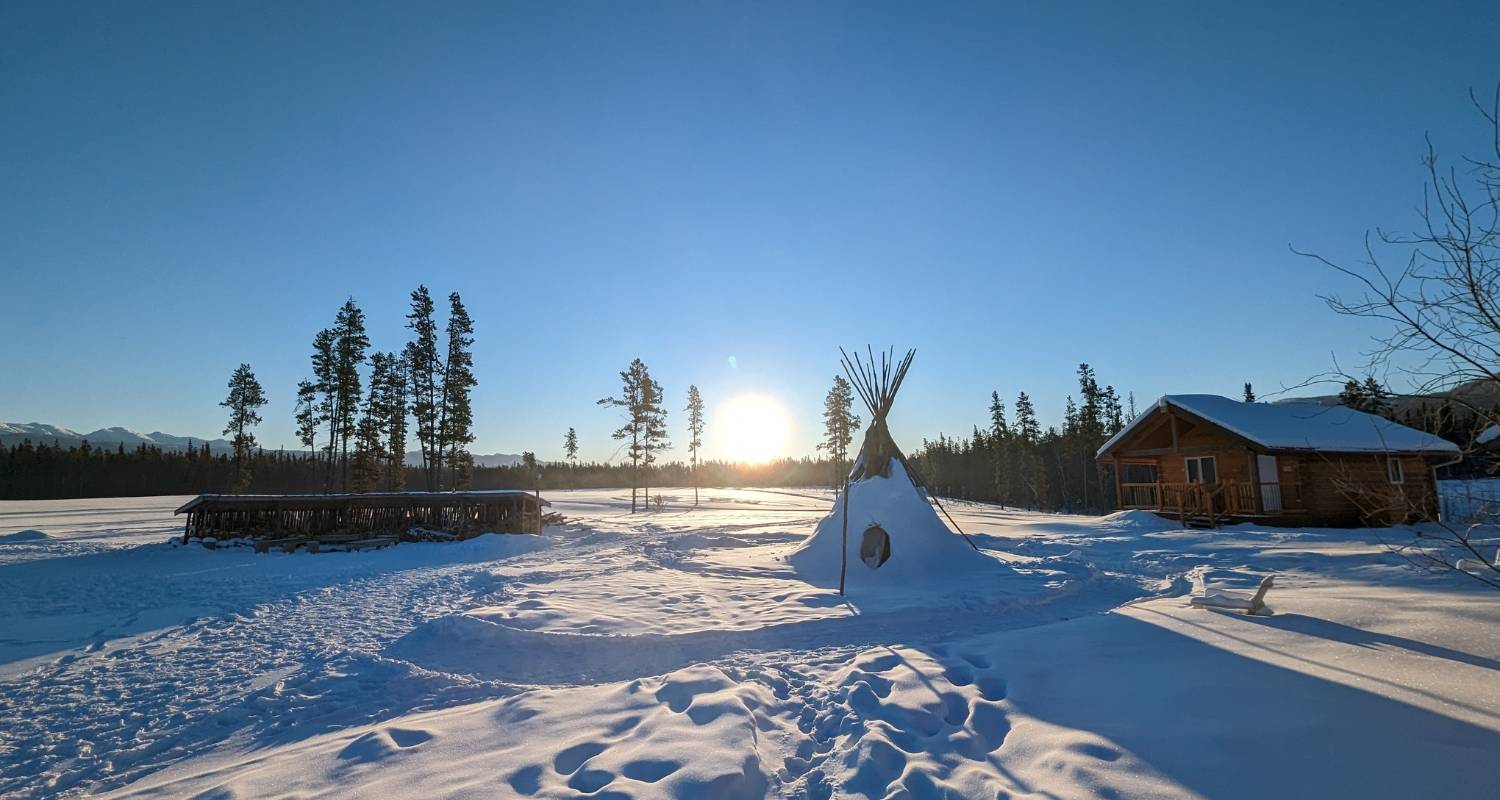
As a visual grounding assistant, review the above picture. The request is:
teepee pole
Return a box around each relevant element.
[929,492,980,552]
[838,477,850,596]
[901,454,981,552]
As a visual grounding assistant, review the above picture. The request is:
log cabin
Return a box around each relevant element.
[1096,395,1461,527]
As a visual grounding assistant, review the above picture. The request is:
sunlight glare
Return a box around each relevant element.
[712,393,792,463]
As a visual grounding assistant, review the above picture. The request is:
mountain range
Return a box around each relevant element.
[0,422,522,466]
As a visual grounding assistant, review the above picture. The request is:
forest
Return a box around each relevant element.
[0,439,849,500]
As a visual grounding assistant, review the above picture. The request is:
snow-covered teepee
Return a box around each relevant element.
[788,348,1008,592]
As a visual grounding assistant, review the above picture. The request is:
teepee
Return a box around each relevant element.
[788,348,1005,593]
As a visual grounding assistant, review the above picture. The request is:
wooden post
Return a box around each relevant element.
[838,478,850,596]
[1112,457,1124,509]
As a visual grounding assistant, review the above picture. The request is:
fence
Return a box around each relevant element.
[1437,479,1500,525]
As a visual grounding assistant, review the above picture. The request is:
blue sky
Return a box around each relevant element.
[2,1,1497,461]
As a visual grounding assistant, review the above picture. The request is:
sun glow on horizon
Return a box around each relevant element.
[711,393,793,463]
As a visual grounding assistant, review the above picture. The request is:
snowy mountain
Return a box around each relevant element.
[403,451,524,468]
[1,422,523,466]
[0,422,233,452]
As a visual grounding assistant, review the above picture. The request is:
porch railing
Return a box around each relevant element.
[1120,481,1262,518]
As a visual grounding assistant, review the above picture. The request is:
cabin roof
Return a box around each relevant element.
[1097,394,1461,459]
[174,490,550,515]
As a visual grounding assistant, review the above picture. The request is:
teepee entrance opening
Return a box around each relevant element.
[859,525,892,569]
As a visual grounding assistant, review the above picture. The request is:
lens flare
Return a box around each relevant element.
[711,393,792,463]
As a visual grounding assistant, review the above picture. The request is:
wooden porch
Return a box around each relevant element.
[1118,479,1267,527]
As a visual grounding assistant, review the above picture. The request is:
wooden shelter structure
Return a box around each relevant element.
[175,490,549,551]
[1096,395,1461,527]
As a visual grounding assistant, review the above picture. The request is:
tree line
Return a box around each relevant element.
[216,285,477,494]
[902,364,1131,514]
[0,440,850,500]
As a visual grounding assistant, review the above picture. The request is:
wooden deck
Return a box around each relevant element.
[1119,480,1287,527]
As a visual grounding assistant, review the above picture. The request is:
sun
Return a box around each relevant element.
[712,393,793,463]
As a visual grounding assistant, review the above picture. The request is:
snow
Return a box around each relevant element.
[787,460,1012,591]
[2,490,1498,799]
[1477,424,1500,445]
[1099,394,1461,456]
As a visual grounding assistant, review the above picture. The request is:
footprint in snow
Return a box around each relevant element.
[336,727,433,764]
[553,740,607,775]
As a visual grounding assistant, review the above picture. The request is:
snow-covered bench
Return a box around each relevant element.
[1190,574,1274,616]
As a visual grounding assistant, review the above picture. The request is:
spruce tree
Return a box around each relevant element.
[818,375,861,483]
[330,299,370,492]
[384,351,410,490]
[599,359,649,511]
[521,450,539,498]
[989,390,1011,505]
[405,285,443,491]
[351,352,397,493]
[1338,378,1367,410]
[564,427,579,464]
[1362,376,1392,417]
[640,371,670,510]
[309,327,338,488]
[1014,391,1044,509]
[438,292,476,490]
[294,379,321,455]
[1243,382,1256,403]
[685,385,704,506]
[220,363,267,493]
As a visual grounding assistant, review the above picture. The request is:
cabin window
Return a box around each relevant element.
[1184,455,1217,484]
[1387,457,1405,485]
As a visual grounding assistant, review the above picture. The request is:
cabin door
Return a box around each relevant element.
[1256,455,1282,512]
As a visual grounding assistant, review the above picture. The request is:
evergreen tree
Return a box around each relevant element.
[599,358,649,512]
[1361,376,1392,417]
[405,285,444,491]
[521,451,539,497]
[220,363,267,493]
[685,385,704,506]
[1338,378,1366,410]
[308,326,338,487]
[294,379,321,455]
[564,427,579,464]
[383,351,410,490]
[640,370,670,510]
[327,299,369,492]
[1014,391,1046,509]
[989,391,1012,505]
[1102,385,1124,434]
[351,352,398,493]
[450,449,473,489]
[989,391,1009,439]
[1243,382,1256,403]
[438,292,476,490]
[818,375,861,483]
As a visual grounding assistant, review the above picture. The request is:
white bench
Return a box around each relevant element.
[1190,574,1274,616]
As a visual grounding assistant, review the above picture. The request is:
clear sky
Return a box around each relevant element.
[3,1,1498,461]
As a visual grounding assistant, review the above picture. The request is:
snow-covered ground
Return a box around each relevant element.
[1,489,1497,798]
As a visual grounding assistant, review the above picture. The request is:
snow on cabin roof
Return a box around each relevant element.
[1096,394,1461,458]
